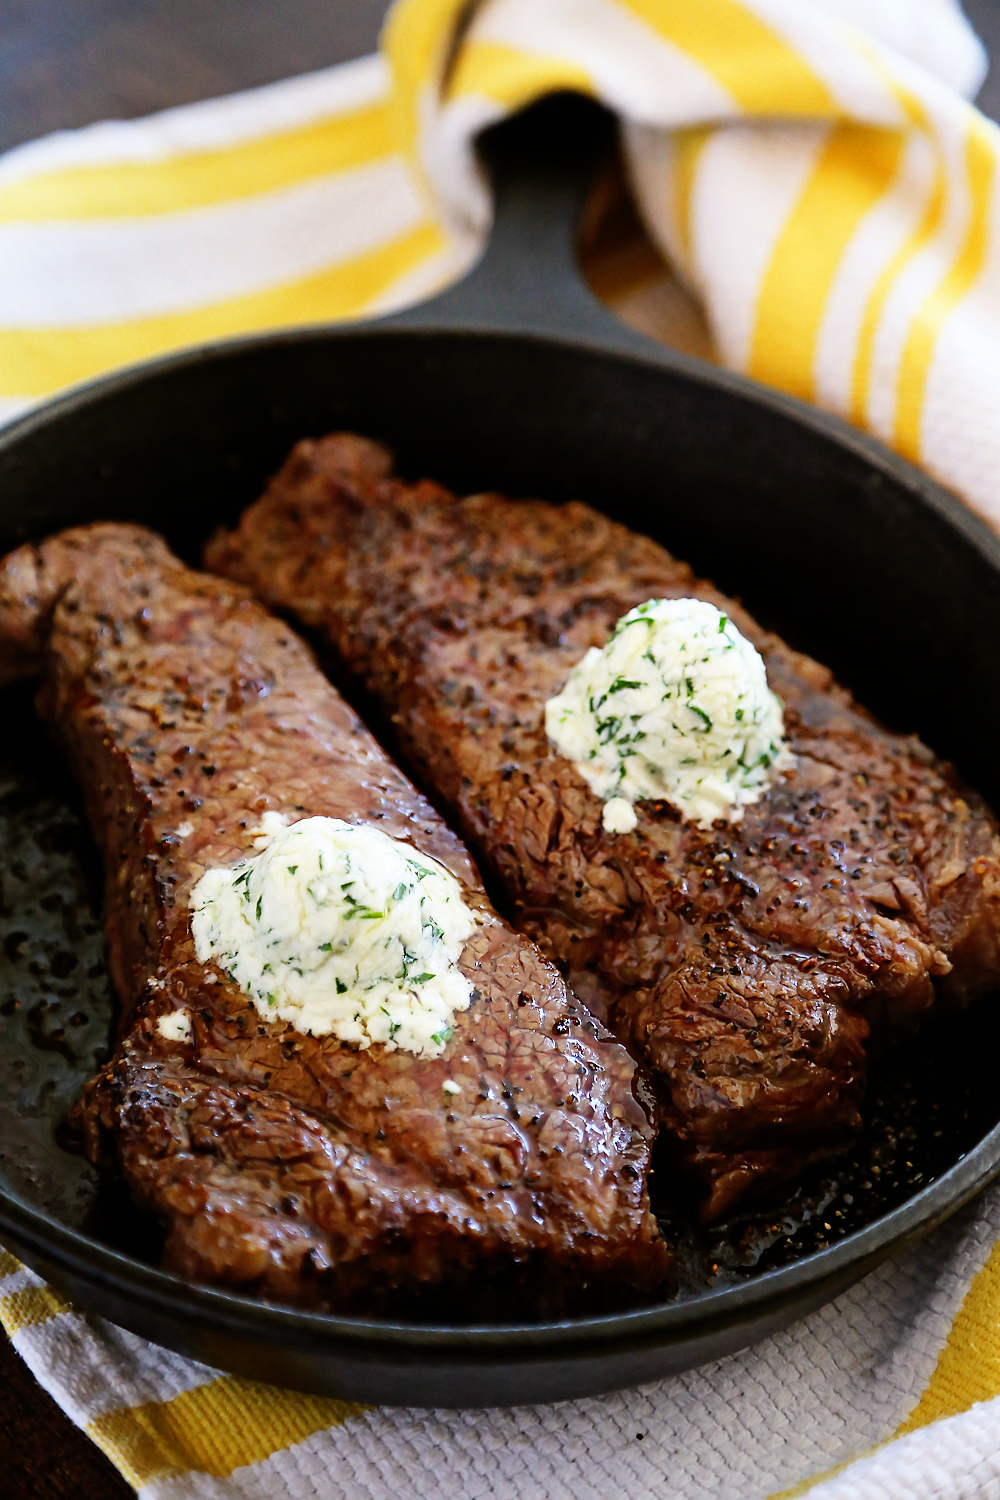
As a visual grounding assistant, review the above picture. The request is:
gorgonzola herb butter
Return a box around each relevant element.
[544,597,791,830]
[190,816,477,1055]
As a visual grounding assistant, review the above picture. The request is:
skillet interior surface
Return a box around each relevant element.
[1,321,1000,1405]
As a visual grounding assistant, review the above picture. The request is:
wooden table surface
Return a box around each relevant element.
[2,3,999,1496]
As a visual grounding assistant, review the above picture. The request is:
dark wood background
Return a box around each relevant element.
[1,3,998,1496]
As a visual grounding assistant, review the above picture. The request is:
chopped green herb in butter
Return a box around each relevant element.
[190,816,476,1055]
[544,597,791,830]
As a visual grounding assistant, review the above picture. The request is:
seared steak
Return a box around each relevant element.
[0,523,668,1313]
[207,434,1000,1219]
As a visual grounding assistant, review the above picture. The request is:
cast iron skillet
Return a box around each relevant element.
[2,96,1000,1408]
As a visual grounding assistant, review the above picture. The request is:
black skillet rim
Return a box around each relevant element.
[2,318,1000,1356]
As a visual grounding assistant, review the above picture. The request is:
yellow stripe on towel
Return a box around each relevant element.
[383,0,475,159]
[896,1236,1000,1433]
[849,157,947,429]
[0,220,448,397]
[894,113,996,463]
[749,123,906,401]
[670,126,712,274]
[620,0,837,115]
[0,1281,73,1334]
[87,1374,368,1488]
[0,102,398,224]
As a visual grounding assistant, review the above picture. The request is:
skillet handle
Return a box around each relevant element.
[383,93,660,352]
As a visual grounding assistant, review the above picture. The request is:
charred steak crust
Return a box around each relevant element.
[206,434,1000,1220]
[0,523,669,1313]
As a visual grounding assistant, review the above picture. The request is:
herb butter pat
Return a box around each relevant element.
[156,1009,192,1043]
[190,817,477,1056]
[545,597,791,830]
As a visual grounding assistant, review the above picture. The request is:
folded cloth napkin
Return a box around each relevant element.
[5,2,1000,1496]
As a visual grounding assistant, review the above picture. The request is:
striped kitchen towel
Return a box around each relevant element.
[1,0,999,524]
[6,1,1000,1496]
[7,1188,1000,1498]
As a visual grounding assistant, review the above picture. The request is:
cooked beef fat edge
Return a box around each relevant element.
[206,433,1000,1221]
[0,523,669,1313]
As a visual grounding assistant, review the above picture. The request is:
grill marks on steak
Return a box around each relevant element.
[206,434,1000,1219]
[0,523,669,1312]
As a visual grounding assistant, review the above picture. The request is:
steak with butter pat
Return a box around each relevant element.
[0,523,669,1314]
[206,434,1000,1220]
